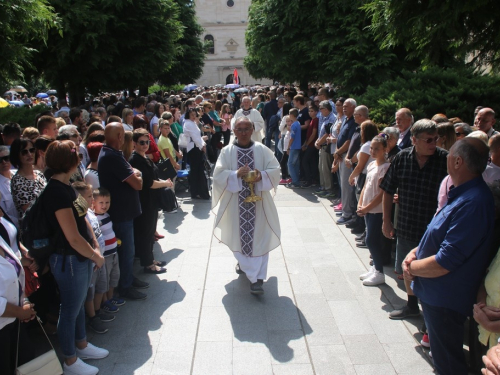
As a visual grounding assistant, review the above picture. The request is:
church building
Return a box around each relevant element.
[194,0,272,87]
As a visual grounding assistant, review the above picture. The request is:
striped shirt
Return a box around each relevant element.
[96,212,118,256]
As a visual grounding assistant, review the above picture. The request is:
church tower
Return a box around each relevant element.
[194,0,272,86]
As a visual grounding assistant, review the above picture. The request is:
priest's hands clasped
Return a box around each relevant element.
[237,164,262,182]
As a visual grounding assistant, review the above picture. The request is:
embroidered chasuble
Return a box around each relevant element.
[212,142,281,257]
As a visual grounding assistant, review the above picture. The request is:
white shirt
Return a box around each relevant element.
[398,127,410,146]
[0,235,24,330]
[483,162,500,184]
[0,173,19,229]
[183,119,206,152]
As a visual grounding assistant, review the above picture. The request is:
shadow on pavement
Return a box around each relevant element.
[222,276,312,363]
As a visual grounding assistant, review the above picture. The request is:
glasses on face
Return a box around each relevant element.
[0,155,10,163]
[138,140,150,146]
[455,132,465,137]
[418,136,439,144]
[21,148,36,156]
[235,128,252,134]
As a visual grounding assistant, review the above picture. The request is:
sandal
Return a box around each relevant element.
[153,260,167,267]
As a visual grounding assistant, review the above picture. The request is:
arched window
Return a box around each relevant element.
[204,35,214,54]
[226,74,234,85]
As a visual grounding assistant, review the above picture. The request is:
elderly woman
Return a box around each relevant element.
[184,108,210,199]
[44,140,107,375]
[0,147,19,228]
[454,122,473,140]
[129,129,172,273]
[383,126,401,162]
[10,138,47,217]
[0,234,36,375]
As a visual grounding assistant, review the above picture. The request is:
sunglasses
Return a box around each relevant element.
[21,148,36,156]
[138,140,150,146]
[0,155,10,163]
[418,136,439,144]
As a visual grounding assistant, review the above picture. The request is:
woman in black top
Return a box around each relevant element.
[128,129,172,274]
[44,140,108,374]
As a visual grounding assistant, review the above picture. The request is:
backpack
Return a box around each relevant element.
[268,114,280,133]
[22,187,59,263]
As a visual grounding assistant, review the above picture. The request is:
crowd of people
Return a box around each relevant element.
[1,84,500,375]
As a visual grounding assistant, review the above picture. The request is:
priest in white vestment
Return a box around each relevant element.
[231,96,265,143]
[212,117,281,294]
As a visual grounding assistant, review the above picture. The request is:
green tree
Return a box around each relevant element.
[245,0,417,95]
[33,0,182,105]
[0,0,59,89]
[363,0,500,70]
[157,0,205,86]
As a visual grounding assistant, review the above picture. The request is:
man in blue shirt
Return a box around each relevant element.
[286,108,302,188]
[334,98,357,224]
[403,138,494,375]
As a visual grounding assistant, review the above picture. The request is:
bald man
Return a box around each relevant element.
[98,123,148,300]
[475,107,499,139]
[232,96,265,143]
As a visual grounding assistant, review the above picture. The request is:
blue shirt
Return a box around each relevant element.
[337,116,356,151]
[289,121,302,150]
[412,177,495,316]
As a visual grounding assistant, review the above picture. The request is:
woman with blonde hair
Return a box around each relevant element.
[436,122,457,150]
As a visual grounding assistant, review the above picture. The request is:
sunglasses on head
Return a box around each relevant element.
[21,148,36,156]
[0,155,10,163]
[138,140,150,146]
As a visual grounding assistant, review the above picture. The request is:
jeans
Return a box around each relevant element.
[50,254,92,358]
[395,237,419,274]
[287,149,301,184]
[113,220,135,293]
[421,302,468,375]
[365,213,384,272]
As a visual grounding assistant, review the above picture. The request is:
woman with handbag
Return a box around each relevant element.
[183,108,210,200]
[44,140,107,375]
[129,129,173,274]
[0,234,36,375]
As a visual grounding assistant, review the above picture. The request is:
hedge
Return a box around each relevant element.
[0,105,49,128]
[358,67,500,127]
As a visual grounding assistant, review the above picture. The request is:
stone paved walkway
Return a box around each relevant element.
[84,185,437,374]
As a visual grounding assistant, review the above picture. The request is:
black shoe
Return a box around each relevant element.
[345,220,358,228]
[144,266,167,274]
[88,317,108,334]
[355,231,366,241]
[389,306,420,320]
[356,241,367,248]
[250,282,264,295]
[235,263,244,275]
[351,226,365,235]
[122,288,147,301]
[132,277,149,289]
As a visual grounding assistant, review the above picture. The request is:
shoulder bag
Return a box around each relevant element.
[16,316,63,375]
[156,158,177,181]
[178,133,191,149]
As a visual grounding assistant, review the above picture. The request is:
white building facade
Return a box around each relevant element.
[194,0,272,87]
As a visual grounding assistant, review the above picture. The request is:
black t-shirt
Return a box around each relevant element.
[128,152,156,212]
[297,107,311,140]
[98,145,142,222]
[44,179,91,258]
[201,113,213,128]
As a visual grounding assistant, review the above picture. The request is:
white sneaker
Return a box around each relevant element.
[359,266,375,280]
[76,342,109,360]
[362,270,386,286]
[63,357,98,375]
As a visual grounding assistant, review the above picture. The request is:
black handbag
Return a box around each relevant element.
[156,158,177,181]
[157,188,179,212]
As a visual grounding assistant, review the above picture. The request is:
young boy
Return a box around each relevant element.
[93,187,125,312]
[73,182,114,334]
[286,108,302,188]
[301,105,319,187]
